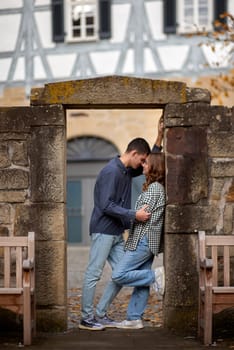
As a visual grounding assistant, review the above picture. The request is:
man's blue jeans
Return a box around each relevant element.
[81,233,125,320]
[112,236,154,320]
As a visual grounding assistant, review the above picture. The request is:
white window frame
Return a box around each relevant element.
[65,0,98,42]
[177,0,214,34]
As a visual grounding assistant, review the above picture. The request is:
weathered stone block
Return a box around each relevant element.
[0,169,29,189]
[210,178,225,201]
[14,203,65,240]
[10,141,28,166]
[226,180,234,202]
[0,204,11,224]
[209,178,233,205]
[0,105,65,131]
[30,76,189,106]
[0,190,27,203]
[28,105,65,126]
[0,142,10,168]
[208,133,234,157]
[30,126,65,202]
[165,205,219,233]
[185,87,211,104]
[165,104,233,135]
[36,307,67,332]
[163,306,197,335]
[167,154,208,204]
[166,126,207,155]
[164,103,211,127]
[166,127,208,204]
[163,233,198,334]
[0,132,28,140]
[223,204,233,234]
[209,106,233,132]
[0,107,31,132]
[211,159,234,177]
[36,240,67,306]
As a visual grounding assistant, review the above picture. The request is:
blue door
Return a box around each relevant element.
[67,180,82,243]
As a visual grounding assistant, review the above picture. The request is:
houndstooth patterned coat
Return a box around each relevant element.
[125,181,165,256]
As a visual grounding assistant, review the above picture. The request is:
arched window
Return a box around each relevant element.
[67,136,119,162]
[66,136,119,244]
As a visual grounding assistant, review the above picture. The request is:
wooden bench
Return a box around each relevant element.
[0,232,36,345]
[198,231,234,345]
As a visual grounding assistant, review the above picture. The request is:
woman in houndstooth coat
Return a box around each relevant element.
[112,152,166,329]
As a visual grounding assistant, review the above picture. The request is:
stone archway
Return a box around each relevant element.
[30,75,214,334]
[1,76,232,335]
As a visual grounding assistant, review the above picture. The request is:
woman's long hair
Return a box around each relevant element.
[142,153,165,191]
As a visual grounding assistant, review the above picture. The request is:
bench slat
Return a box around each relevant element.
[223,246,230,286]
[0,288,23,294]
[213,287,234,293]
[206,236,234,246]
[16,247,23,288]
[211,246,218,286]
[4,247,10,288]
[0,237,28,247]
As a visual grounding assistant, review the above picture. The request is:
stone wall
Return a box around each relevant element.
[0,105,67,331]
[164,103,234,334]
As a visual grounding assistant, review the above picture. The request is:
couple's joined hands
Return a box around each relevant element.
[135,205,151,222]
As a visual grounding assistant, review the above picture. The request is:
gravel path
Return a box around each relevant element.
[68,287,163,329]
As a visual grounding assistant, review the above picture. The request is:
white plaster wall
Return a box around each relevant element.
[0,14,20,51]
[145,0,165,40]
[111,3,131,43]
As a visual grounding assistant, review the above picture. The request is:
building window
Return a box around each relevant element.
[52,0,112,43]
[163,0,226,35]
[65,0,98,42]
[177,0,213,33]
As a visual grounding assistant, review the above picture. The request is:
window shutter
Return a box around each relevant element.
[99,0,111,39]
[51,0,65,43]
[164,0,177,34]
[214,0,227,30]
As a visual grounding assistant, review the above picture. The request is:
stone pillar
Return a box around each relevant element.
[0,105,67,332]
[163,103,234,334]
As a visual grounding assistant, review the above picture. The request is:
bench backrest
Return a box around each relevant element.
[0,232,35,290]
[199,231,234,287]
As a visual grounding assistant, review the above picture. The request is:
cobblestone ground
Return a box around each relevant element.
[67,287,163,329]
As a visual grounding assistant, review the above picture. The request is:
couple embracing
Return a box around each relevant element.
[79,118,165,331]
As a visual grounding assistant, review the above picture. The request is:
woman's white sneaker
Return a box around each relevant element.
[152,266,165,296]
[116,319,144,329]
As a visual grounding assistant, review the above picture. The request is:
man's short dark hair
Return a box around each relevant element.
[126,138,151,155]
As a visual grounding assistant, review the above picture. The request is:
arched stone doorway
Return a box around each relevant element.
[29,75,214,334]
[2,75,231,335]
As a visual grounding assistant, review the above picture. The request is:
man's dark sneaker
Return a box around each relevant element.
[96,315,121,328]
[78,317,105,331]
